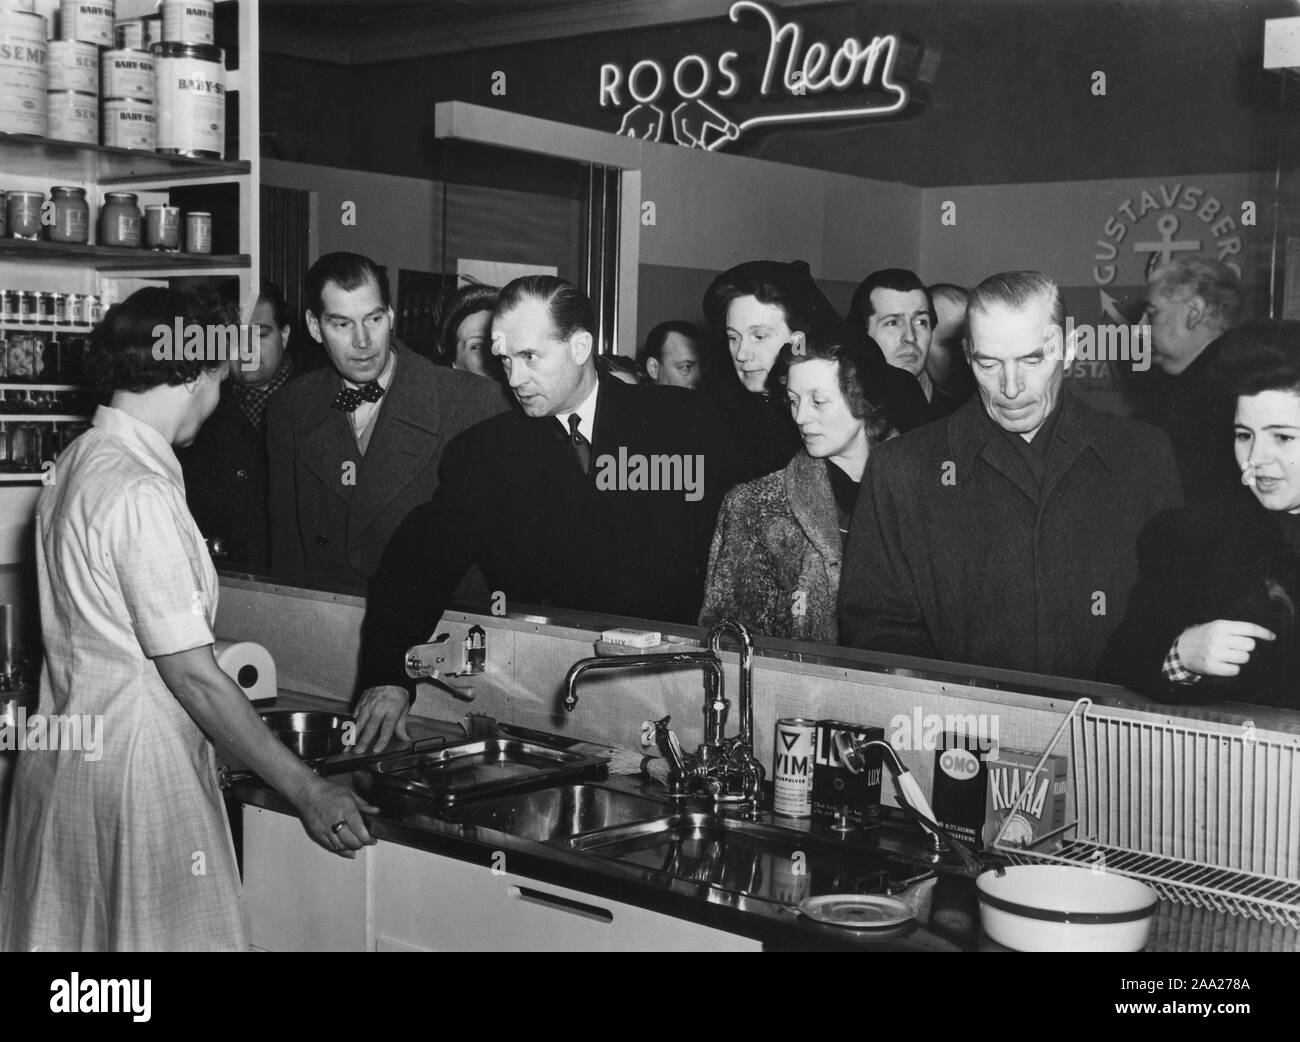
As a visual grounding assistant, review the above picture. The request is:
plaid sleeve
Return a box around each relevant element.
[109,476,214,658]
[1162,638,1203,685]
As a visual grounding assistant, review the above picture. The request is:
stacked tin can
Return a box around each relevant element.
[48,1,114,144]
[0,3,50,138]
[101,10,155,150]
[152,0,224,160]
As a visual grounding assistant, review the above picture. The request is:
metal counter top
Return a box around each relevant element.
[231,694,1299,953]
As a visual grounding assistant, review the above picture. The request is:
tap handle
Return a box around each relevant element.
[652,716,688,773]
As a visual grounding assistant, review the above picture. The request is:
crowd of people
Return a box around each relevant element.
[164,250,1298,731]
[4,247,1295,950]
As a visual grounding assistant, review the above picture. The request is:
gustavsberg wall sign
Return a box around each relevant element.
[598,0,926,150]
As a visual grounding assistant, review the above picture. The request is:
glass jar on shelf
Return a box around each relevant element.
[42,336,61,384]
[5,337,35,384]
[0,423,10,471]
[8,422,33,471]
[48,187,90,245]
[98,193,142,249]
[59,334,84,384]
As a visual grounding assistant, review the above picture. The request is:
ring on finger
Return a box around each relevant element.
[331,820,347,835]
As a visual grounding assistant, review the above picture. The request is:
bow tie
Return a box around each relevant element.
[332,381,385,413]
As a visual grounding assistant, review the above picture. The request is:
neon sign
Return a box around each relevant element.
[598,0,912,150]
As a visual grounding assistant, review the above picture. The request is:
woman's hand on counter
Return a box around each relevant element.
[351,686,413,754]
[290,776,379,858]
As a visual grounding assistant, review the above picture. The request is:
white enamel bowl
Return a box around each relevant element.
[976,865,1158,951]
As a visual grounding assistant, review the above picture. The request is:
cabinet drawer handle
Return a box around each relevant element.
[508,885,613,924]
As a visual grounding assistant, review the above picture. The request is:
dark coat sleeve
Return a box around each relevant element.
[837,448,940,658]
[266,388,305,584]
[357,428,483,694]
[1100,507,1217,703]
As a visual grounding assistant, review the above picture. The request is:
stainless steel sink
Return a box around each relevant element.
[567,812,918,905]
[447,783,670,842]
[366,738,609,808]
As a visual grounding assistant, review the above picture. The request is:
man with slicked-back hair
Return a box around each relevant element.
[352,276,735,752]
[267,251,511,592]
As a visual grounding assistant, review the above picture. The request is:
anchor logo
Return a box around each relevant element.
[1092,184,1245,324]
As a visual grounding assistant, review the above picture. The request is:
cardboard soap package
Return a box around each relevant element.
[982,749,1069,852]
[812,720,883,830]
[931,732,992,849]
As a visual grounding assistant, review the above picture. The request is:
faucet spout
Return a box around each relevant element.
[563,651,723,712]
[706,618,755,752]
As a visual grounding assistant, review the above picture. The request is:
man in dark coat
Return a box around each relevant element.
[267,252,510,593]
[847,268,966,428]
[839,271,1184,681]
[1135,257,1243,503]
[354,275,734,750]
[179,281,294,570]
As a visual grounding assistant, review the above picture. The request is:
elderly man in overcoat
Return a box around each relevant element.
[838,271,1184,681]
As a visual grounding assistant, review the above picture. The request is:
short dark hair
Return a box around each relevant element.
[305,252,390,317]
[258,280,291,329]
[640,320,703,366]
[1219,320,1300,401]
[707,266,841,344]
[86,286,236,392]
[216,277,289,328]
[781,336,891,443]
[436,284,499,365]
[495,275,594,340]
[848,269,936,331]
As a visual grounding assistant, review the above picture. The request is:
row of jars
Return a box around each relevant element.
[0,388,96,414]
[2,187,213,253]
[1,290,102,328]
[0,334,91,385]
[0,421,91,473]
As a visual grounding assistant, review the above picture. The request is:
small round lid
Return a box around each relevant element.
[798,894,917,929]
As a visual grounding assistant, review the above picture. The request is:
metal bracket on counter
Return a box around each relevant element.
[405,625,487,701]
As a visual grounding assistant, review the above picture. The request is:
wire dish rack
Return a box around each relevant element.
[992,697,1300,928]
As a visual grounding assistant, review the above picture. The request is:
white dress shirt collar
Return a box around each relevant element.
[346,345,398,441]
[555,379,600,443]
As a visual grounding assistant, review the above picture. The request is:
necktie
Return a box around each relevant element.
[332,381,385,413]
[567,414,592,476]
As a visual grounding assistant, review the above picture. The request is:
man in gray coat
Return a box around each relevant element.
[838,271,1184,681]
[267,252,510,593]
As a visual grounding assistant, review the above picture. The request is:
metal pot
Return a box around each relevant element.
[259,710,352,760]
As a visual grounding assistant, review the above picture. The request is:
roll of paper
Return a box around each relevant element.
[213,639,277,704]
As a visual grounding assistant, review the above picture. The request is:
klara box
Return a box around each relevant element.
[982,749,1069,852]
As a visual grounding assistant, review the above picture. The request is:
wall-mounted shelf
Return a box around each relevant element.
[0,328,94,337]
[0,415,86,423]
[0,473,51,483]
[0,133,251,185]
[0,240,249,270]
[0,384,85,392]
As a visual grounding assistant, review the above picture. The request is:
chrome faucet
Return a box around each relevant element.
[563,618,765,807]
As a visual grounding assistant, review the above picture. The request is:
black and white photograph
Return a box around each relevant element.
[0,0,1298,988]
